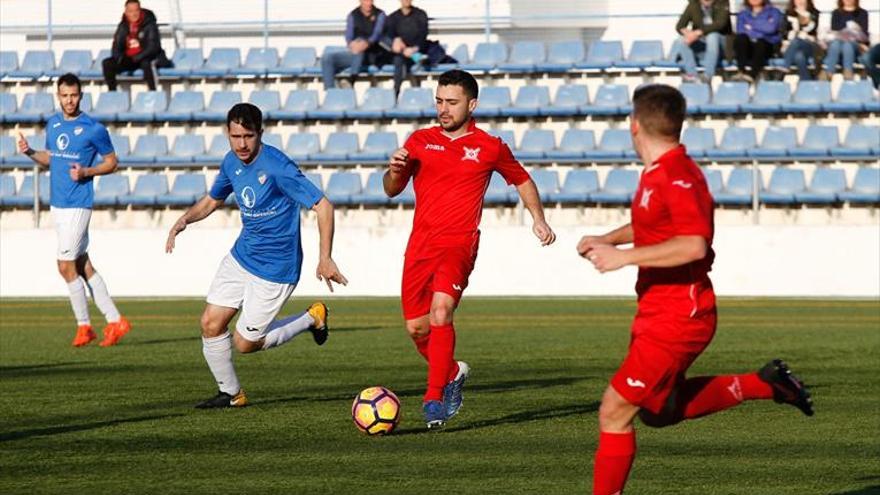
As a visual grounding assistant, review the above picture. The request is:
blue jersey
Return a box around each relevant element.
[209,144,324,284]
[46,112,115,208]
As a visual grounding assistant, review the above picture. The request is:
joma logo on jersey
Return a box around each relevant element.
[462,146,480,162]
[425,143,445,151]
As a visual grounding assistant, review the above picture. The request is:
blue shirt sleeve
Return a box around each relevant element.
[276,159,323,208]
[92,123,115,156]
[209,160,233,200]
[345,12,355,44]
[369,13,386,44]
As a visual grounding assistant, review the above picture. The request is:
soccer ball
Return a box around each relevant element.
[351,386,401,436]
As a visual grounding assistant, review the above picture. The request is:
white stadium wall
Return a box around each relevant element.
[1,225,878,298]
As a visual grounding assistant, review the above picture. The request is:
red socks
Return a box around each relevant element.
[412,334,430,362]
[680,373,773,420]
[424,323,455,402]
[593,430,636,495]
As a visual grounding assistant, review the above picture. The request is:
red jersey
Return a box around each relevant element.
[631,145,715,297]
[401,119,530,259]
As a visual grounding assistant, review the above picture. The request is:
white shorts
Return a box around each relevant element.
[206,254,296,342]
[52,207,91,261]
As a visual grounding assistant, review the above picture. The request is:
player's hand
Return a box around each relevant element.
[532,219,556,246]
[17,132,30,155]
[585,244,629,273]
[577,235,605,257]
[316,257,348,292]
[388,147,409,175]
[69,163,87,182]
[165,218,187,253]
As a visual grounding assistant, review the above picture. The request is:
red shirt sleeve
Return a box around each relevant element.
[493,138,530,186]
[662,171,713,240]
[399,131,421,180]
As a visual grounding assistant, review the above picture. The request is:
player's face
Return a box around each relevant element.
[124,2,142,23]
[57,84,82,118]
[227,122,262,164]
[435,84,477,133]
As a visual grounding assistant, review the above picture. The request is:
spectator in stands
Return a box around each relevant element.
[864,44,880,88]
[673,0,732,83]
[733,0,784,83]
[781,0,820,80]
[819,0,870,81]
[384,0,429,97]
[321,0,388,89]
[101,0,171,91]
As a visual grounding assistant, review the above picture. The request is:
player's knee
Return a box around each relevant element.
[56,261,77,281]
[429,304,454,325]
[199,313,225,337]
[405,320,428,339]
[232,332,260,353]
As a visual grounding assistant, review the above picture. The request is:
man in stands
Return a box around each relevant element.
[673,0,731,83]
[102,0,172,91]
[384,0,429,97]
[321,0,389,89]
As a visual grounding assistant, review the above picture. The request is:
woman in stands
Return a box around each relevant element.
[820,0,870,81]
[781,0,820,80]
[733,0,784,83]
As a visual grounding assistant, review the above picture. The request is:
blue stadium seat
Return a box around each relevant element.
[825,80,875,113]
[2,134,44,167]
[304,172,323,191]
[109,134,131,161]
[550,169,599,203]
[0,174,17,205]
[705,127,756,160]
[789,125,838,158]
[392,180,415,206]
[351,171,389,205]
[499,41,545,72]
[591,168,638,204]
[616,40,664,69]
[702,81,749,114]
[538,41,585,72]
[93,174,130,207]
[586,129,636,161]
[462,42,507,71]
[582,84,630,116]
[794,167,846,204]
[578,41,624,70]
[473,86,511,118]
[160,48,204,77]
[514,129,555,161]
[679,83,711,114]
[742,81,791,114]
[91,91,130,122]
[9,50,55,79]
[488,129,516,149]
[502,86,549,118]
[192,48,241,77]
[158,173,207,206]
[276,47,317,76]
[311,46,346,76]
[156,91,205,121]
[5,173,50,207]
[0,92,17,122]
[117,91,167,122]
[349,131,398,162]
[546,128,595,161]
[681,127,716,158]
[248,89,281,115]
[387,87,433,119]
[782,80,831,113]
[119,174,168,206]
[309,88,356,120]
[544,84,588,117]
[123,134,168,166]
[285,133,320,162]
[701,167,723,197]
[0,136,17,168]
[749,126,797,159]
[262,133,283,150]
[193,134,229,164]
[0,51,19,77]
[192,90,241,122]
[79,93,93,113]
[311,132,359,163]
[156,135,206,166]
[6,92,54,123]
[347,87,395,119]
[760,168,805,204]
[81,49,111,79]
[270,89,318,121]
[839,167,880,204]
[713,167,760,206]
[830,124,880,158]
[429,44,468,72]
[232,47,278,76]
[484,172,516,205]
[324,172,362,205]
[529,169,560,201]
[47,50,92,77]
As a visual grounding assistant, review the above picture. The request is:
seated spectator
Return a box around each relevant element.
[864,44,880,88]
[102,0,172,91]
[781,0,820,80]
[673,0,731,83]
[820,0,870,81]
[733,0,784,83]
[321,0,388,89]
[384,0,429,97]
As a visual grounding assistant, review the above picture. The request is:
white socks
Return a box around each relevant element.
[66,277,90,326]
[202,332,241,395]
[86,272,121,323]
[261,311,315,350]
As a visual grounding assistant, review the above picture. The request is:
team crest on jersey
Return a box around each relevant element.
[639,188,654,210]
[74,127,83,136]
[258,172,267,185]
[241,186,256,208]
[56,133,70,151]
[462,146,480,162]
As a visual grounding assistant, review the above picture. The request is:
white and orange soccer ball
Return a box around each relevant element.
[351,386,401,436]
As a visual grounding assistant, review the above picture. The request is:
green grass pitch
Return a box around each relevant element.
[1,297,878,494]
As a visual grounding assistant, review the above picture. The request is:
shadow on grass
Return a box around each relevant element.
[828,486,880,495]
[0,361,94,378]
[329,325,384,333]
[131,336,200,346]
[0,413,185,442]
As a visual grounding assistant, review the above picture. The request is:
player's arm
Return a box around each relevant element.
[586,235,707,273]
[514,179,556,246]
[70,153,118,182]
[312,197,349,292]
[165,195,224,253]
[383,147,411,197]
[577,223,634,257]
[16,132,50,168]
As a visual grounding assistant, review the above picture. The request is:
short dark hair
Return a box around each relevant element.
[226,103,263,133]
[632,84,686,140]
[437,69,479,99]
[125,0,140,5]
[57,73,82,92]
[837,0,858,8]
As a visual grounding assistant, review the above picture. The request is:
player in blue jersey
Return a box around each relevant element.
[166,103,348,408]
[18,73,132,348]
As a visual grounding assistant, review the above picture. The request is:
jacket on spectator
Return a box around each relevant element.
[783,6,819,49]
[829,8,870,44]
[111,8,170,66]
[385,6,429,50]
[675,0,732,36]
[737,6,783,45]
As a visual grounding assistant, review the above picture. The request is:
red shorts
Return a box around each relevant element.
[401,244,478,320]
[610,284,717,415]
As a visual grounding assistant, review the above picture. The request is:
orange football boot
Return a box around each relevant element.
[99,316,132,347]
[72,324,96,347]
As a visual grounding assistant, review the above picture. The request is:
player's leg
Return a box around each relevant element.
[235,280,323,352]
[261,301,329,349]
[421,291,457,428]
[78,254,132,347]
[53,207,94,346]
[405,315,430,361]
[401,255,435,362]
[594,385,640,495]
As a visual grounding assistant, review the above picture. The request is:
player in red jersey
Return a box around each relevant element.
[578,84,814,495]
[383,69,556,429]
